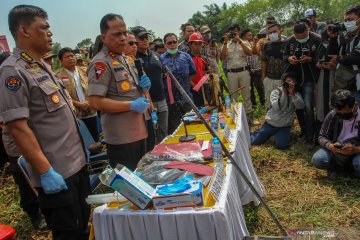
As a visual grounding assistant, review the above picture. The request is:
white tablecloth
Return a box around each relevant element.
[93,103,265,240]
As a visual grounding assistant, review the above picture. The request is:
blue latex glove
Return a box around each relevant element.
[199,107,207,114]
[40,167,68,194]
[139,75,151,90]
[130,97,150,113]
[151,111,158,125]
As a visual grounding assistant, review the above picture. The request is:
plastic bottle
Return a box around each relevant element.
[225,96,231,116]
[212,138,224,170]
[210,116,218,132]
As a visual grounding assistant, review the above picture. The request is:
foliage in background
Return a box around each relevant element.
[76,38,93,50]
[188,0,359,40]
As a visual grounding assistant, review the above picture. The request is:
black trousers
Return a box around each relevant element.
[82,116,99,142]
[38,166,91,240]
[146,119,156,152]
[167,102,192,135]
[250,70,265,106]
[191,89,205,108]
[9,156,40,222]
[0,129,8,171]
[106,139,146,171]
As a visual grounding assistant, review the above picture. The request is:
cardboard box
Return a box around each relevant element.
[152,181,204,209]
[109,167,156,210]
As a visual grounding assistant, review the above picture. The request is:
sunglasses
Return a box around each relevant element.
[128,41,138,46]
[166,40,178,45]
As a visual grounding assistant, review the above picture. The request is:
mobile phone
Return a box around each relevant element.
[257,33,267,39]
[334,143,344,149]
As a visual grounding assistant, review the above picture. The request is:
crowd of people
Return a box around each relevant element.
[0,3,359,239]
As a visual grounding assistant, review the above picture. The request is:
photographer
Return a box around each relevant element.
[251,72,304,149]
[220,24,254,124]
[330,6,360,101]
[312,90,360,178]
[284,22,322,148]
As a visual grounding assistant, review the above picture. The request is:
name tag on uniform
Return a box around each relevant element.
[37,75,49,82]
[114,66,125,72]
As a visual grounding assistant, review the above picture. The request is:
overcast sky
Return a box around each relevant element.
[0,0,245,49]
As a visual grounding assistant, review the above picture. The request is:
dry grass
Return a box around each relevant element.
[245,112,360,236]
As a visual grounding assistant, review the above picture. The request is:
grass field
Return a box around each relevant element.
[1,105,359,239]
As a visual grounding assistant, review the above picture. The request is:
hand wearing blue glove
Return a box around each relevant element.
[139,75,151,90]
[130,97,150,113]
[151,111,158,125]
[40,167,68,194]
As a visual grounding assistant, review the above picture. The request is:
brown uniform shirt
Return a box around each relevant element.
[0,48,86,187]
[87,46,147,145]
[56,66,97,119]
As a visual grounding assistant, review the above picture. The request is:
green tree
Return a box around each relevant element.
[188,0,359,40]
[76,38,93,50]
[51,42,61,71]
[188,3,228,41]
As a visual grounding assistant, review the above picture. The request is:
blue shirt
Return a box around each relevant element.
[160,51,196,104]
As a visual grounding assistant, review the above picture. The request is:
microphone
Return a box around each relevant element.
[134,58,144,77]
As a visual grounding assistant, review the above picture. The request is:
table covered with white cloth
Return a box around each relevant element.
[92,104,265,240]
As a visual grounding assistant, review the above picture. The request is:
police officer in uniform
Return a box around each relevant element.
[88,14,151,171]
[0,5,90,240]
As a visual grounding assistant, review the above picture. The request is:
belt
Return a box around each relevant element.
[227,66,249,73]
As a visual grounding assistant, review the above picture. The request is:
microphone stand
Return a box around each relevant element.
[178,102,196,142]
[164,66,288,236]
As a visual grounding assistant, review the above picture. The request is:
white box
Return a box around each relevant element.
[109,167,156,210]
[152,181,204,209]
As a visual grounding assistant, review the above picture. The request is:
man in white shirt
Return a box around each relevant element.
[220,24,254,124]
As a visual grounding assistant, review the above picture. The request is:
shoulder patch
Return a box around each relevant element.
[5,76,21,91]
[20,52,33,62]
[95,62,106,79]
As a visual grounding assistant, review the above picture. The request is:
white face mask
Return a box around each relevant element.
[269,33,279,42]
[344,20,359,33]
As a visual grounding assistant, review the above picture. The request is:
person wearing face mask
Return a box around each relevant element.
[314,28,337,142]
[284,22,322,149]
[329,6,360,102]
[262,23,287,109]
[313,90,360,178]
[160,33,196,134]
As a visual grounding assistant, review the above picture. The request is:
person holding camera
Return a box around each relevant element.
[251,72,304,149]
[220,24,253,124]
[312,90,360,178]
[284,22,322,148]
[329,6,360,102]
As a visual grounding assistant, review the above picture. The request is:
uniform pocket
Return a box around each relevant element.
[39,189,78,231]
[38,82,66,113]
[114,70,135,94]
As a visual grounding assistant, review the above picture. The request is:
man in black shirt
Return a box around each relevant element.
[284,22,322,147]
[133,26,169,143]
[261,23,287,109]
